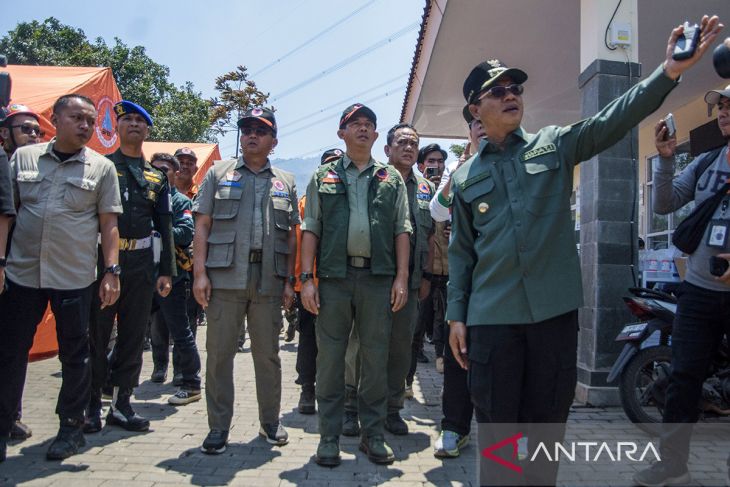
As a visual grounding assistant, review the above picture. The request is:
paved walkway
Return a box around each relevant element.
[4,328,725,486]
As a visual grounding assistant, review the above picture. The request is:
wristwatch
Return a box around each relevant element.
[299,272,315,283]
[0,257,6,268]
[287,275,296,286]
[104,264,122,276]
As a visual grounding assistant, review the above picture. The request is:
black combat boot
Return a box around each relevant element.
[47,418,86,460]
[106,387,150,432]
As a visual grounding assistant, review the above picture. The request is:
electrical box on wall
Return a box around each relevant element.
[610,21,632,47]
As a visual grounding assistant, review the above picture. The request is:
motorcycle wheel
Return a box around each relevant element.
[619,345,673,436]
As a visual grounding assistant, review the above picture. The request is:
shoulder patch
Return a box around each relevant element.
[375,167,389,181]
[520,143,557,162]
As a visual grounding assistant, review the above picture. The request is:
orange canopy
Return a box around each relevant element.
[142,141,221,185]
[5,65,122,153]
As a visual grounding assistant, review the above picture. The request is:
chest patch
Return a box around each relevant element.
[322,170,341,183]
[272,179,285,191]
[521,143,557,161]
[218,181,241,188]
[143,170,161,184]
[226,170,242,182]
[417,182,431,200]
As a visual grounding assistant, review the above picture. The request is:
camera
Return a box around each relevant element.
[0,55,10,108]
[664,113,676,138]
[709,255,729,277]
[424,167,439,178]
[673,22,701,61]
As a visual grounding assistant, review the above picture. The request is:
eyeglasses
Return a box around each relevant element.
[11,124,44,137]
[478,84,524,100]
[241,126,272,137]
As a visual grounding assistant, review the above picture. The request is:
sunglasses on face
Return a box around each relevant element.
[12,124,44,137]
[479,84,524,100]
[241,126,272,137]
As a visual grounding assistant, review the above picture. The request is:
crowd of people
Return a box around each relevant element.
[0,14,728,487]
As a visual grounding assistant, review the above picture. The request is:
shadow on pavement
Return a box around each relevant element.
[158,437,282,486]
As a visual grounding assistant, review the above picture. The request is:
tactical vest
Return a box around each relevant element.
[205,158,295,294]
[316,158,401,278]
[408,174,435,289]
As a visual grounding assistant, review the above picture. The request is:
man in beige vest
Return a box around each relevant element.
[193,107,298,454]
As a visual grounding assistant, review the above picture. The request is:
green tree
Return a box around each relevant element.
[0,17,211,143]
[449,142,466,159]
[209,65,271,139]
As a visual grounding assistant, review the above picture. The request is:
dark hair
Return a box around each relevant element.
[151,152,180,170]
[386,123,418,146]
[52,94,95,115]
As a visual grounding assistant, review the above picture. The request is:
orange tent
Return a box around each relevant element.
[4,65,122,153]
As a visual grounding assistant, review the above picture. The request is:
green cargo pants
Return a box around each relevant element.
[344,288,418,414]
[316,267,393,437]
[205,263,283,430]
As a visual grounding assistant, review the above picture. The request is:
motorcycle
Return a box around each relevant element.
[607,287,730,436]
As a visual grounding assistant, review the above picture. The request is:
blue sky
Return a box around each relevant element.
[2,0,457,162]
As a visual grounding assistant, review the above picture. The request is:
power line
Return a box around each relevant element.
[252,0,378,77]
[271,22,419,102]
[278,73,408,130]
[279,83,406,138]
[249,0,310,40]
[290,140,345,160]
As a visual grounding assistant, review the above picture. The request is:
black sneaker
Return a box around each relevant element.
[83,413,103,434]
[168,388,201,406]
[10,420,32,440]
[633,461,691,487]
[201,429,228,454]
[298,388,316,415]
[342,411,360,437]
[107,407,150,432]
[384,413,408,435]
[150,367,167,383]
[46,424,86,460]
[259,422,289,446]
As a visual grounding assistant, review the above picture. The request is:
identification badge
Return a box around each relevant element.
[226,170,242,182]
[707,219,729,248]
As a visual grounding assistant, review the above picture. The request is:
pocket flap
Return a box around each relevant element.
[207,231,236,245]
[274,238,290,254]
[523,156,559,174]
[16,171,42,182]
[66,176,98,191]
[272,197,291,211]
[461,177,495,203]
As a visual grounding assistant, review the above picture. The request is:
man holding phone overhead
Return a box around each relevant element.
[634,81,730,486]
[447,16,723,486]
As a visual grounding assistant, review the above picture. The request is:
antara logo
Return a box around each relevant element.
[481,433,661,473]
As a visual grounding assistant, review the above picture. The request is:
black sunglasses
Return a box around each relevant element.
[241,126,272,137]
[479,84,524,100]
[11,124,44,137]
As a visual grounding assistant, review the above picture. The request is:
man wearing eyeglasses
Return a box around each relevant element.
[0,104,43,157]
[0,103,43,443]
[193,107,298,454]
[447,17,724,486]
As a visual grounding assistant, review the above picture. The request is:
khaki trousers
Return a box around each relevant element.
[205,263,282,430]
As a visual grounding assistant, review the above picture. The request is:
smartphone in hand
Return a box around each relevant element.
[709,256,729,277]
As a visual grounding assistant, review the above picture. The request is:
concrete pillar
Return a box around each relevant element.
[576,0,639,406]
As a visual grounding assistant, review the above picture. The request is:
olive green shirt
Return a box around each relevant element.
[447,64,679,325]
[7,141,122,289]
[302,154,411,257]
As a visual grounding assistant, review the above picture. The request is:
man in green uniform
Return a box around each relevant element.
[193,107,297,454]
[343,123,434,436]
[86,101,175,433]
[447,16,723,486]
[300,103,412,467]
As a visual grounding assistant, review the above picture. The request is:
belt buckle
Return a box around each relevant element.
[351,256,365,268]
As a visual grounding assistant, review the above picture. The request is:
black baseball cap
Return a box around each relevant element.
[321,148,344,164]
[418,144,447,165]
[463,59,527,104]
[339,103,377,129]
[237,107,277,135]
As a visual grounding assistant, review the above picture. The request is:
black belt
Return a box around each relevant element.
[249,250,262,263]
[431,274,449,284]
[347,256,371,269]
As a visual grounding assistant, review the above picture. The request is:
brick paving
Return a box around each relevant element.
[2,328,726,486]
